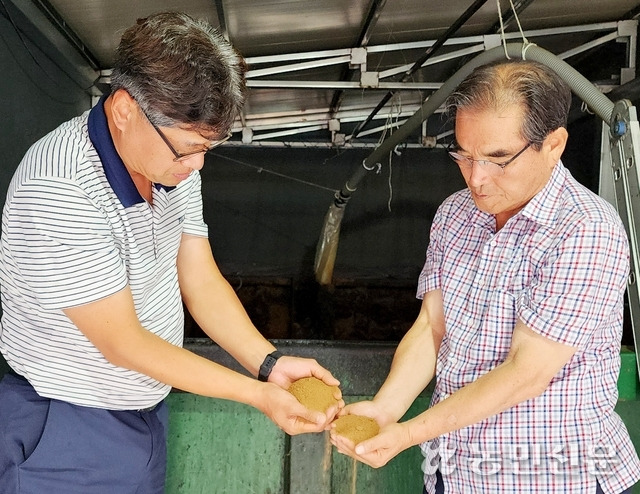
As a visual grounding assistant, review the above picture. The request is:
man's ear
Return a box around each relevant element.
[544,126,569,166]
[109,89,137,132]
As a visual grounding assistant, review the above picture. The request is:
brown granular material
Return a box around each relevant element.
[288,376,340,413]
[333,415,380,444]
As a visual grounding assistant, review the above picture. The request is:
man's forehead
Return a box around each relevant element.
[174,124,225,142]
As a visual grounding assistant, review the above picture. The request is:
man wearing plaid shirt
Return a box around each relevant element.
[331,60,640,493]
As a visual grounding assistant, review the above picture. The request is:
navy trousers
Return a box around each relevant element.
[0,372,168,494]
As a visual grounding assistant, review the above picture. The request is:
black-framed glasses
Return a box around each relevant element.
[448,142,532,176]
[139,105,231,162]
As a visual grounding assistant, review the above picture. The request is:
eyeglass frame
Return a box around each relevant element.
[138,104,232,162]
[447,141,532,173]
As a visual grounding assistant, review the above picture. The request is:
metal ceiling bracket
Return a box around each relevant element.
[360,71,379,88]
[350,47,367,69]
[617,20,637,84]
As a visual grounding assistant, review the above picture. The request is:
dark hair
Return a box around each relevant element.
[110,11,247,134]
[445,60,571,150]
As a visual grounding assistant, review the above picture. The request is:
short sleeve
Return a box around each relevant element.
[518,220,629,348]
[417,205,444,299]
[181,171,208,238]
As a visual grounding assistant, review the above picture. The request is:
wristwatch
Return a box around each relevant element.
[258,350,283,382]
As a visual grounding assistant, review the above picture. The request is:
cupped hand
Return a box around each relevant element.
[330,421,413,469]
[257,381,339,435]
[268,356,344,423]
[334,400,396,428]
[269,355,340,389]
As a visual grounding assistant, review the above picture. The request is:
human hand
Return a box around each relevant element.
[269,356,344,423]
[335,400,396,428]
[255,381,340,435]
[330,421,413,469]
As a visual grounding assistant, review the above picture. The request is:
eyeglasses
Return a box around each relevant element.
[139,105,231,162]
[448,142,532,176]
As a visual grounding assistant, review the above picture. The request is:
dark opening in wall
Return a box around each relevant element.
[183,276,422,342]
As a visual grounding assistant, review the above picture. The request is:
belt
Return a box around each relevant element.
[137,402,160,413]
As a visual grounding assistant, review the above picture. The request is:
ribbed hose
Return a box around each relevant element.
[345,43,614,199]
[505,43,614,123]
[315,42,616,284]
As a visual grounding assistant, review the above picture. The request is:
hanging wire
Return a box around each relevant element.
[209,151,339,193]
[385,95,404,212]
[387,149,394,212]
[509,0,529,43]
[496,0,511,59]
[496,0,535,60]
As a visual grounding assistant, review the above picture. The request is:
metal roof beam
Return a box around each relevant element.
[351,0,489,138]
[246,80,441,90]
[213,0,228,39]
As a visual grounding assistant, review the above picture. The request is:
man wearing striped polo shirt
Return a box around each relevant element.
[0,12,341,494]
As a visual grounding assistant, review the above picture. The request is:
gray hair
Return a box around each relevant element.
[110,11,247,134]
[445,60,571,150]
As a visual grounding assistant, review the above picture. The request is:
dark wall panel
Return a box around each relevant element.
[203,146,466,282]
[0,9,91,211]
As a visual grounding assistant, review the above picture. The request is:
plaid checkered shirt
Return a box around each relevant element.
[417,162,640,494]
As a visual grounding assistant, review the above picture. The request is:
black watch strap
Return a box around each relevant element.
[258,350,283,382]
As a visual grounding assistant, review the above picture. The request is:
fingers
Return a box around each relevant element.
[299,408,327,427]
[257,356,347,434]
[281,410,327,435]
[322,402,345,429]
[353,436,379,456]
[330,432,383,469]
[336,400,396,428]
[337,400,376,419]
[308,360,341,386]
[330,432,355,454]
[333,387,344,403]
[291,415,328,434]
[338,402,361,416]
[287,400,337,435]
[330,434,390,469]
[330,421,404,469]
[270,356,341,390]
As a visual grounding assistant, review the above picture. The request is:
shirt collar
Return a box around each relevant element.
[519,161,566,227]
[87,95,174,207]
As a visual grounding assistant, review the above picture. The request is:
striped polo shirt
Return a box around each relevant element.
[0,97,208,410]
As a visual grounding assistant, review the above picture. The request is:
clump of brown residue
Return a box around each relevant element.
[333,415,380,444]
[288,376,340,413]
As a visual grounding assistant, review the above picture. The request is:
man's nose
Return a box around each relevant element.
[466,160,492,186]
[182,153,206,171]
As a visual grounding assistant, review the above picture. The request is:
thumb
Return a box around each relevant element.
[311,366,340,387]
[355,435,383,456]
[296,405,326,426]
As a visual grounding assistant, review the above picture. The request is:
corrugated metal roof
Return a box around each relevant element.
[32,0,640,146]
